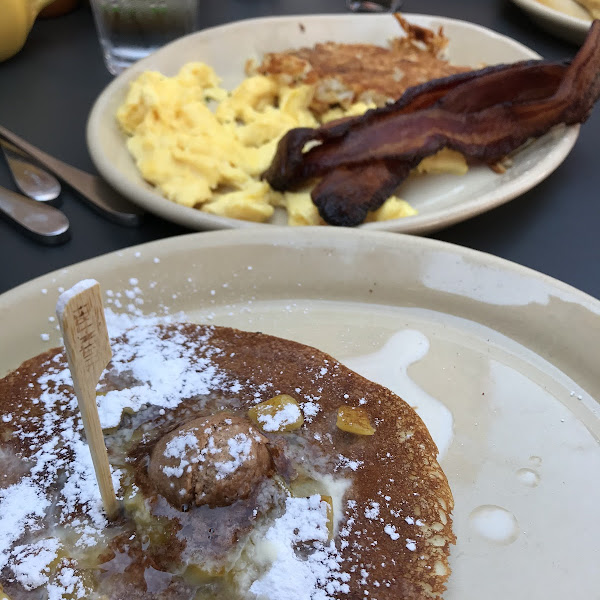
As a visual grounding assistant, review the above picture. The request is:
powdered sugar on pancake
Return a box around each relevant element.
[215,433,254,479]
[98,320,231,429]
[0,480,50,569]
[0,353,119,593]
[0,311,238,593]
[8,538,61,590]
[255,402,302,432]
[249,495,350,600]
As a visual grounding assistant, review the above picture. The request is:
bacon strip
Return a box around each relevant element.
[264,22,600,226]
[311,61,570,225]
[311,160,418,226]
[264,61,567,189]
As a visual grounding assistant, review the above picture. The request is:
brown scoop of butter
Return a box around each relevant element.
[148,414,273,510]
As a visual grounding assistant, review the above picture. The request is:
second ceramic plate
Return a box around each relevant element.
[87,13,579,234]
[511,0,592,44]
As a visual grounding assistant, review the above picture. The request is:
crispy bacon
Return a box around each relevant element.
[311,161,417,226]
[264,60,561,190]
[264,21,600,226]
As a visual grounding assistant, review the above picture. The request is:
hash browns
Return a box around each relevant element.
[248,15,469,114]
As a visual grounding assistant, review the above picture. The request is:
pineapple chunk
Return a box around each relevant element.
[320,495,334,540]
[336,406,375,435]
[248,394,304,432]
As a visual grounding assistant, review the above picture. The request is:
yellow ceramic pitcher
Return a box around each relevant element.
[0,0,57,62]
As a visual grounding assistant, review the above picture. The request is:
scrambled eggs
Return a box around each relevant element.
[117,62,467,226]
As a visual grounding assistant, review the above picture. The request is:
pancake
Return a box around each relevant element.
[0,321,454,600]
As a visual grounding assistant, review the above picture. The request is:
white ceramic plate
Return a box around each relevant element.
[511,0,592,44]
[87,14,580,235]
[1,229,599,598]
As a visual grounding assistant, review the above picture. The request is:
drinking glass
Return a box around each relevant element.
[90,0,198,75]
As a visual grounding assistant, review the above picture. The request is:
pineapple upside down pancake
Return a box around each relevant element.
[0,322,454,600]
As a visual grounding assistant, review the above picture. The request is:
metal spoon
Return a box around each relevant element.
[0,184,70,244]
[0,125,144,227]
[0,139,61,202]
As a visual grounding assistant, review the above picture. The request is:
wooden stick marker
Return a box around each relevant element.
[56,279,120,521]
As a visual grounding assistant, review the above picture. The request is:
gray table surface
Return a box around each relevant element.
[0,0,598,299]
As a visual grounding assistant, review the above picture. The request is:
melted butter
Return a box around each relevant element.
[342,330,454,459]
[318,475,351,535]
[468,505,519,545]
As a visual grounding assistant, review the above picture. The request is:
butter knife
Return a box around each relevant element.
[0,139,61,202]
[0,184,70,244]
[0,125,144,227]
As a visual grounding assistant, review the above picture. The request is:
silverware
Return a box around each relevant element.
[0,185,70,244]
[0,125,144,227]
[0,139,61,202]
[346,0,403,11]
